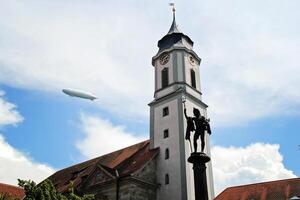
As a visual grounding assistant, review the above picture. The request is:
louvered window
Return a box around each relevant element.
[191,69,196,88]
[162,68,169,88]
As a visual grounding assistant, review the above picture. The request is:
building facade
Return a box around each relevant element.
[47,13,215,200]
[49,141,158,200]
[43,11,300,200]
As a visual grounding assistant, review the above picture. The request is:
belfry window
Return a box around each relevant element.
[163,129,169,138]
[162,107,169,117]
[165,174,169,185]
[191,69,196,88]
[165,148,169,159]
[161,68,169,88]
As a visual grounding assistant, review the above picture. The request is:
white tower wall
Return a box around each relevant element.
[149,16,214,200]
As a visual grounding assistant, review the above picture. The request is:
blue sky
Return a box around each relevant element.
[0,0,299,195]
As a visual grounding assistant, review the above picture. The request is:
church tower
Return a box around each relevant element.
[149,10,215,200]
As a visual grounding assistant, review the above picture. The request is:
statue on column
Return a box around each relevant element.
[183,101,211,153]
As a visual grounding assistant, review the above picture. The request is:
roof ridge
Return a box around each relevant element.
[131,148,159,176]
[98,140,149,158]
[52,140,150,174]
[114,141,150,170]
[0,183,23,189]
[225,177,300,189]
[214,187,230,199]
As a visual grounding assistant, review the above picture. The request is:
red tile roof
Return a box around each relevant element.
[215,178,300,200]
[47,140,159,193]
[0,183,25,199]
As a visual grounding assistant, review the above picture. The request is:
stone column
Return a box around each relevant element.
[188,152,211,200]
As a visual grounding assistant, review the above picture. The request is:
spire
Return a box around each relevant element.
[168,3,181,34]
[156,3,194,53]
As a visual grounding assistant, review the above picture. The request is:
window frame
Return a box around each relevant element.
[190,69,196,89]
[165,148,169,160]
[165,174,169,185]
[162,107,169,117]
[161,68,169,89]
[163,129,169,138]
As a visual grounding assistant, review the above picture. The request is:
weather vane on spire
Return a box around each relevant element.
[167,2,180,34]
[169,3,176,13]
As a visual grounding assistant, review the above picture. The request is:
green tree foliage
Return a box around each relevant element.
[18,179,94,200]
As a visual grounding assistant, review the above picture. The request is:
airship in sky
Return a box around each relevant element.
[62,88,97,101]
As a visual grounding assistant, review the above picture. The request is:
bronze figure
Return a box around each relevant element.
[184,103,211,153]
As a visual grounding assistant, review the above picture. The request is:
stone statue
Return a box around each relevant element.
[184,104,211,153]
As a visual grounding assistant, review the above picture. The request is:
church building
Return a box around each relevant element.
[48,11,214,200]
[44,9,300,200]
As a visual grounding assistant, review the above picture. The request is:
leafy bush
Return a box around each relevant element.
[18,179,94,200]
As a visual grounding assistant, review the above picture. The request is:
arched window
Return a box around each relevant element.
[165,174,169,185]
[165,148,169,159]
[161,68,169,88]
[191,69,196,88]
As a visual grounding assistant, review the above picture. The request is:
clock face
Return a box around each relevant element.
[159,53,170,65]
[189,55,196,65]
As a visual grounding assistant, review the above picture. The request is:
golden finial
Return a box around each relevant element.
[169,3,176,13]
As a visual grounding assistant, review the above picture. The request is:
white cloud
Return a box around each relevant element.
[0,90,54,185]
[0,91,23,126]
[77,113,147,158]
[203,32,300,126]
[0,1,156,120]
[211,143,296,195]
[193,1,300,126]
[0,135,55,185]
[0,1,300,126]
[0,135,54,185]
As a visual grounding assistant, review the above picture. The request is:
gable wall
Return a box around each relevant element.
[133,159,156,184]
[80,160,157,200]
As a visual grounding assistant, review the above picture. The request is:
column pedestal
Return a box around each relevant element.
[188,152,211,200]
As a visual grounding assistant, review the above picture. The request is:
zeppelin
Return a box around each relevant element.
[62,89,97,101]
